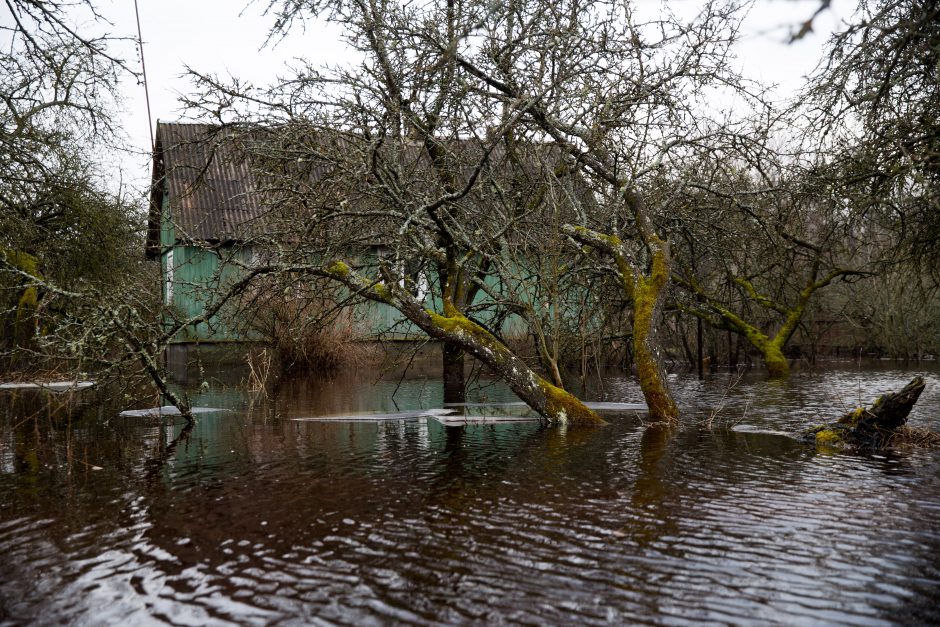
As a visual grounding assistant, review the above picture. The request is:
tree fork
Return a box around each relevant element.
[564,226,679,424]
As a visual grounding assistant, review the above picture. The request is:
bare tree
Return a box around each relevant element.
[802,0,940,275]
[441,0,769,420]
[177,0,786,424]
[667,152,871,377]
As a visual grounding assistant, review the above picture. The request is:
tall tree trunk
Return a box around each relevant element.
[564,226,679,424]
[442,342,466,404]
[696,316,704,380]
[760,342,790,378]
[630,237,679,423]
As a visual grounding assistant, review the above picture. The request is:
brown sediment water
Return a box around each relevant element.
[1,361,939,624]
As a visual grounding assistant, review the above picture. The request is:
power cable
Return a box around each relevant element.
[133,0,154,150]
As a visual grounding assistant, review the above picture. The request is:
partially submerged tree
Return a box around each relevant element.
[183,0,780,424]
[668,158,870,378]
[237,121,609,425]
[803,376,930,450]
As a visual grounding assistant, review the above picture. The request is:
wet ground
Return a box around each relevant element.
[1,357,939,625]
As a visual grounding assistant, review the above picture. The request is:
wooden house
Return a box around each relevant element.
[146,123,262,342]
[147,122,587,345]
[147,122,463,343]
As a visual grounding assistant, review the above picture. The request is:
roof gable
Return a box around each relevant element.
[147,123,263,256]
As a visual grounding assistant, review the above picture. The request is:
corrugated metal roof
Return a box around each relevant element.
[145,122,599,257]
[147,123,263,254]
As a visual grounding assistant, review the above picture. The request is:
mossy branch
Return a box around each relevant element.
[733,277,789,316]
[319,258,604,425]
[563,224,636,302]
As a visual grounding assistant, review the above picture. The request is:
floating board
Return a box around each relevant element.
[0,380,95,392]
[583,401,648,411]
[118,406,230,418]
[444,401,529,408]
[292,408,458,422]
[432,414,541,425]
[730,424,795,437]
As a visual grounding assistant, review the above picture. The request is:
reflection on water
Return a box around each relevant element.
[1,361,939,624]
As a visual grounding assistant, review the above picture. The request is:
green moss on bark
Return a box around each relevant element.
[762,343,790,378]
[815,429,842,443]
[631,238,679,423]
[326,260,350,277]
[2,249,43,342]
[426,309,501,352]
[426,308,604,425]
[837,406,867,427]
[539,380,607,425]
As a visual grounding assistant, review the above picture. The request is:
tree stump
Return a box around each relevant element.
[803,376,927,449]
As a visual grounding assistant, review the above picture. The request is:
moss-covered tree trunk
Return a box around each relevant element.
[629,236,680,423]
[436,263,468,404]
[564,226,679,424]
[750,334,790,378]
[803,376,927,449]
[324,261,605,425]
[422,303,604,425]
[678,260,861,379]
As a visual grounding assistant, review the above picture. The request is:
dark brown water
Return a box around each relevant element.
[2,361,939,625]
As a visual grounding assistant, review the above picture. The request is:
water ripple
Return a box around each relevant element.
[2,367,940,624]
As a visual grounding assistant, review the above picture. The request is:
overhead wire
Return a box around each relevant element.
[133,0,154,150]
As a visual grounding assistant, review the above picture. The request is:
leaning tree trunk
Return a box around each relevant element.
[324,261,605,425]
[803,376,926,449]
[418,305,605,425]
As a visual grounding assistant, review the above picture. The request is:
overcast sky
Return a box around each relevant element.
[6,0,850,193]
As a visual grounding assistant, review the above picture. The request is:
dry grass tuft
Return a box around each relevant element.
[887,425,940,450]
[236,279,377,380]
[268,312,375,376]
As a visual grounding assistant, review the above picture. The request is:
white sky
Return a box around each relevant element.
[5,0,850,194]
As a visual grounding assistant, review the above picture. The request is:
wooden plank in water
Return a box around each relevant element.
[292,408,458,422]
[444,401,647,411]
[443,401,529,407]
[431,414,541,426]
[584,401,648,411]
[0,381,95,392]
[118,406,230,418]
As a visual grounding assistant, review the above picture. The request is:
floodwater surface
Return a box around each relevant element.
[1,361,939,625]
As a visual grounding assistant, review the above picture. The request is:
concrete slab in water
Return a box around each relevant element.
[293,408,458,422]
[0,381,95,392]
[731,424,795,437]
[444,401,529,408]
[118,406,231,418]
[432,414,542,426]
[583,401,647,411]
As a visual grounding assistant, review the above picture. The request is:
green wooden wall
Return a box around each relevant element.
[159,192,590,344]
[164,245,255,342]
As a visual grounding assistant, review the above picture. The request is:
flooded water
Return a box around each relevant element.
[2,358,939,625]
